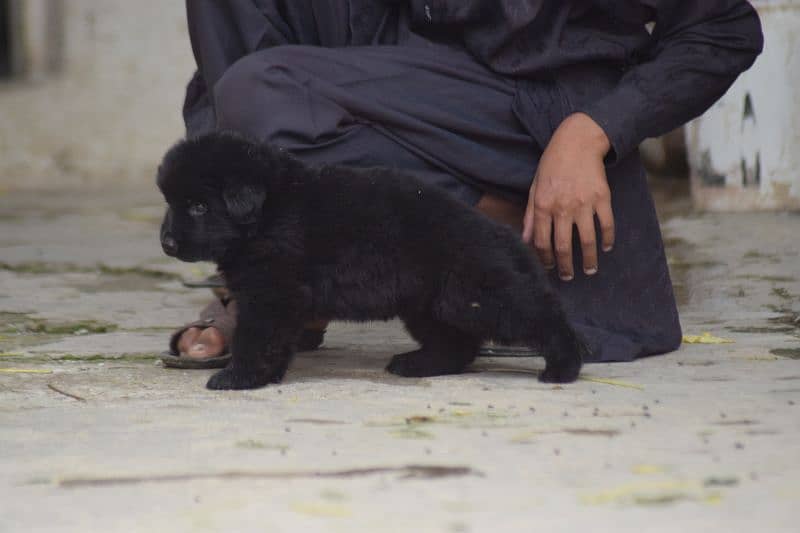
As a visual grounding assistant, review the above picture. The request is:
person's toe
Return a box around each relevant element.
[177,327,202,355]
[185,327,225,359]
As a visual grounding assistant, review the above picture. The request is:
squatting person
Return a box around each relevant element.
[165,0,763,367]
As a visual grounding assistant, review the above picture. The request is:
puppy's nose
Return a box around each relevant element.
[162,235,178,256]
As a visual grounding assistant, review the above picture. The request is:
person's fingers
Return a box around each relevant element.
[522,180,537,244]
[533,210,555,270]
[576,209,598,275]
[596,199,615,252]
[554,215,574,281]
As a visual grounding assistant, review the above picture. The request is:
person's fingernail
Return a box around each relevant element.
[560,273,574,282]
[585,267,598,276]
[603,245,613,252]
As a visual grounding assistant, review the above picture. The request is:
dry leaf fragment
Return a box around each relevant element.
[682,332,734,344]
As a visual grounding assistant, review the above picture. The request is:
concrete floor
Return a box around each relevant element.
[0,182,798,532]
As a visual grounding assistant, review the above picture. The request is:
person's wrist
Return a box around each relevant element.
[555,112,611,157]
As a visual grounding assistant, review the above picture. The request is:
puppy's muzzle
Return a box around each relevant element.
[161,234,179,257]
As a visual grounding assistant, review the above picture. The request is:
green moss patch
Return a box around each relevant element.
[771,348,800,360]
[0,261,179,281]
[2,319,118,335]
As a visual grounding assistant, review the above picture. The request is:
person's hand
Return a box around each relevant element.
[522,112,615,281]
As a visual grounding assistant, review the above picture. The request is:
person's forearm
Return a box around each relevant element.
[578,0,763,165]
[554,113,611,160]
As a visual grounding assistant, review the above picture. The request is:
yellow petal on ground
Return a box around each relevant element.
[290,502,352,518]
[632,464,666,475]
[0,368,53,374]
[581,480,719,506]
[744,355,780,361]
[579,376,645,390]
[682,332,734,344]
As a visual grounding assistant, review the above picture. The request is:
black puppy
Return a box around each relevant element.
[158,132,587,390]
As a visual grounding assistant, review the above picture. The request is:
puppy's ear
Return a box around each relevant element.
[223,182,266,224]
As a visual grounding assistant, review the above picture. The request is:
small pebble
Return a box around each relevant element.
[332,450,337,456]
[284,427,291,433]
[277,389,282,394]
[529,407,536,413]
[630,421,637,428]
[425,447,432,455]
[720,412,727,419]
[488,404,494,409]
[654,399,661,404]
[591,389,597,395]
[481,430,488,437]
[734,442,744,450]
[554,448,561,456]
[562,411,569,417]
[643,412,652,418]
[789,400,795,406]
[642,405,649,411]
[427,404,431,409]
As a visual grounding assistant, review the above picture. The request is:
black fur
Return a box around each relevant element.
[157,132,587,390]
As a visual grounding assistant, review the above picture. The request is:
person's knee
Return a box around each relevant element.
[213,47,299,136]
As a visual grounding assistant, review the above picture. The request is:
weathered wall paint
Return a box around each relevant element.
[0,0,192,189]
[688,0,800,211]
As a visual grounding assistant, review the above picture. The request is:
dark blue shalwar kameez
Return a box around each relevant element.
[182,0,763,362]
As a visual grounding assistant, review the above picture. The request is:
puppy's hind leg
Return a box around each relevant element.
[502,286,586,384]
[387,313,481,378]
[535,312,586,384]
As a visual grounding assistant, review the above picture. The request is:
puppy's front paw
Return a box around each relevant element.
[538,357,581,384]
[206,366,281,390]
[386,350,427,377]
[386,350,469,377]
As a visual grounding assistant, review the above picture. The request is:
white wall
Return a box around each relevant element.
[687,0,800,211]
[0,0,194,190]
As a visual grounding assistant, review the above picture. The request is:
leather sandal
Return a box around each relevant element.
[160,298,235,369]
[160,298,327,369]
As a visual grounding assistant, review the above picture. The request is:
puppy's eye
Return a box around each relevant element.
[188,202,208,217]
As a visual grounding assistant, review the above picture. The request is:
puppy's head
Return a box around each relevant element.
[157,132,272,263]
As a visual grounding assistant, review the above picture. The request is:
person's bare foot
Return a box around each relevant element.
[177,326,227,359]
[176,319,330,360]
